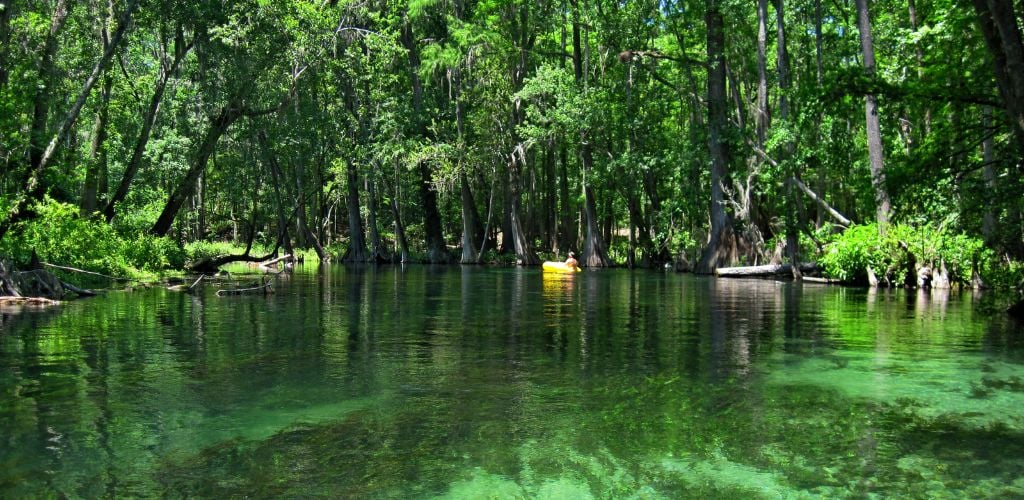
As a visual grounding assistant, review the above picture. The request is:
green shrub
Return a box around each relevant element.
[0,198,183,277]
[185,240,248,263]
[125,234,187,271]
[820,224,881,283]
[819,222,1017,287]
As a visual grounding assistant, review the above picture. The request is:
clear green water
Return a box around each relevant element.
[2,266,1023,497]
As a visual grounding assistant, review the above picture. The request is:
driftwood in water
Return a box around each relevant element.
[0,296,61,307]
[801,276,843,284]
[715,262,818,278]
[259,254,293,269]
[59,279,97,296]
[216,276,277,296]
[189,251,278,273]
[167,275,207,293]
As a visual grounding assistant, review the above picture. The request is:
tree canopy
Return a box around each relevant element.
[0,0,1021,280]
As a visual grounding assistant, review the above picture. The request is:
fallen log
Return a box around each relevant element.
[260,254,294,269]
[801,276,844,284]
[0,296,61,307]
[189,252,276,273]
[716,263,818,278]
[745,142,853,229]
[788,177,852,228]
[60,280,97,297]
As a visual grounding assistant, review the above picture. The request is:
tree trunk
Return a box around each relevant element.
[80,3,117,216]
[572,0,610,267]
[419,161,450,263]
[365,166,387,262]
[559,140,575,252]
[544,142,557,251]
[814,0,823,86]
[756,0,770,145]
[855,0,891,230]
[696,0,740,274]
[907,0,930,135]
[261,132,294,258]
[474,169,499,261]
[151,104,239,236]
[104,30,191,222]
[343,159,369,262]
[27,0,71,174]
[81,71,113,216]
[775,0,791,122]
[294,160,308,248]
[460,174,482,263]
[726,61,746,131]
[775,0,800,279]
[982,107,998,245]
[581,145,610,267]
[385,161,411,263]
[500,182,515,254]
[971,0,1024,160]
[627,193,654,267]
[401,21,449,263]
[508,155,540,266]
[33,0,137,188]
[790,177,852,227]
[0,0,14,87]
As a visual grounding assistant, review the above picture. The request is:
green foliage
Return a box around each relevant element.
[124,234,187,271]
[0,199,183,276]
[0,0,1021,275]
[820,223,1018,288]
[183,241,280,264]
[820,225,880,283]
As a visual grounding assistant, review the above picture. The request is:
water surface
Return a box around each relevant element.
[1,266,1023,497]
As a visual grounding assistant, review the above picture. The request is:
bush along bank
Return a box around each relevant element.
[819,223,1024,290]
[0,200,189,301]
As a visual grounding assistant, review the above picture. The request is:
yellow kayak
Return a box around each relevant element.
[542,261,581,273]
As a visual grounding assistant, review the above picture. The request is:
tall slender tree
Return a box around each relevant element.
[855,0,891,230]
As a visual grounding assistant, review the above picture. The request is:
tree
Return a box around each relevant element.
[855,0,891,230]
[695,0,740,274]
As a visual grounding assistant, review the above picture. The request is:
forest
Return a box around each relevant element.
[1,0,1023,288]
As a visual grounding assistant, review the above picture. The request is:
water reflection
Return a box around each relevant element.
[2,268,1023,497]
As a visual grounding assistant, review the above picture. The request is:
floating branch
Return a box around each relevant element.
[215,271,285,297]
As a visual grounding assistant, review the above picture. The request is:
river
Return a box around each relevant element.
[1,266,1022,497]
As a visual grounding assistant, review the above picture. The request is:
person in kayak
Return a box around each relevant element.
[565,251,578,269]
